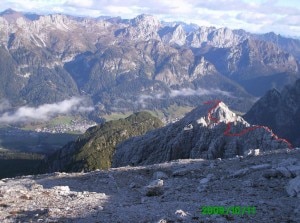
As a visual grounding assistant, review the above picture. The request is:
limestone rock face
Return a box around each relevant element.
[116,14,161,41]
[112,101,291,167]
[159,24,186,46]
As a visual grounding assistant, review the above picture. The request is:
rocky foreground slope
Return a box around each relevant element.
[0,149,300,223]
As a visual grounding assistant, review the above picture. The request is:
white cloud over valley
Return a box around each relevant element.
[0,97,93,124]
[169,88,232,98]
[137,88,233,107]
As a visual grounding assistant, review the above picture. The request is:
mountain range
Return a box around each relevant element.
[1,9,300,118]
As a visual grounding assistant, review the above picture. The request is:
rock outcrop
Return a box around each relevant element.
[113,101,291,167]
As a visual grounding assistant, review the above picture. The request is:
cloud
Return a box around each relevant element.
[236,12,274,25]
[277,15,300,26]
[137,88,233,107]
[1,0,300,36]
[64,0,94,8]
[170,88,209,97]
[169,88,232,97]
[0,97,94,124]
[137,93,164,108]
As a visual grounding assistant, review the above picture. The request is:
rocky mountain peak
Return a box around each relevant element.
[184,100,247,127]
[38,14,72,28]
[116,14,161,41]
[160,24,186,46]
[207,101,240,123]
[186,26,248,48]
[172,24,186,43]
[131,14,161,28]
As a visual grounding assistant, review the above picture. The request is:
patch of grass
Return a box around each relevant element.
[163,104,194,119]
[47,115,74,127]
[143,109,165,120]
[103,105,194,123]
[145,105,194,122]
[102,112,133,121]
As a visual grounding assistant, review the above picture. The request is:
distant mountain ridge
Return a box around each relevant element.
[0,9,299,117]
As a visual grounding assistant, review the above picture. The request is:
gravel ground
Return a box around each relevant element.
[0,148,300,223]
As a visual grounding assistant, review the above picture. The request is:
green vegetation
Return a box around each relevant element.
[161,104,194,120]
[48,115,73,126]
[103,104,194,122]
[102,112,133,121]
[43,111,164,172]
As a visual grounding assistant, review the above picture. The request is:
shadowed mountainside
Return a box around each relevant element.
[244,79,300,146]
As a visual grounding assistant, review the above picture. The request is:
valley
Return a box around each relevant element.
[0,116,92,178]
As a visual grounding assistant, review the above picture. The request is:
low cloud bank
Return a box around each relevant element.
[138,87,233,107]
[169,88,232,97]
[0,97,93,124]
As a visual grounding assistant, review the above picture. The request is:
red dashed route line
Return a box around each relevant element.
[204,100,293,149]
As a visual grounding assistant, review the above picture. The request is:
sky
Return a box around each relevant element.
[1,0,300,37]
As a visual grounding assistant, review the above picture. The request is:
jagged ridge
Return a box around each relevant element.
[112,101,291,167]
[0,9,299,115]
